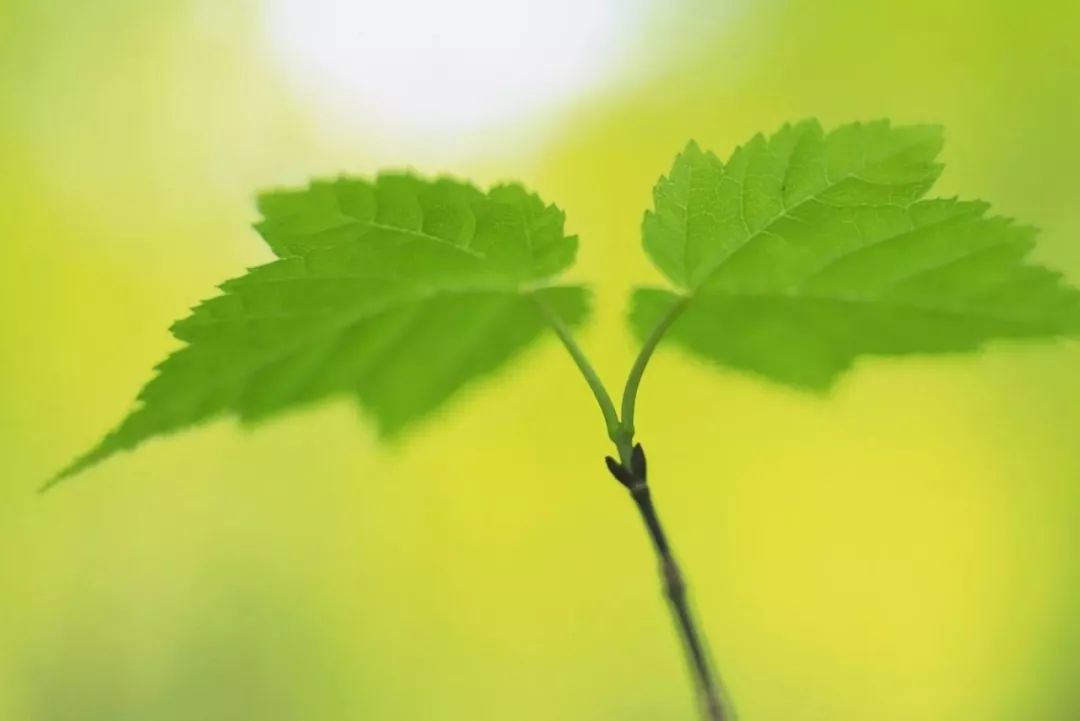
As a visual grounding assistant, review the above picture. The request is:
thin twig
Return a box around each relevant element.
[607,447,729,721]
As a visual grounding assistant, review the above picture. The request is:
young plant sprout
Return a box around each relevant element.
[52,120,1080,720]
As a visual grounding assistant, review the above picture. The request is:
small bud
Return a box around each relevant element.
[605,456,635,489]
[631,443,647,481]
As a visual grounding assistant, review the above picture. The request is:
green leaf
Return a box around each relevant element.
[633,120,1080,389]
[52,175,588,485]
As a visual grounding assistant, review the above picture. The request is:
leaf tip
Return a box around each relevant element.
[39,462,79,494]
[38,477,62,494]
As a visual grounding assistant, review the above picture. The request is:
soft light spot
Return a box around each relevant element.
[263,0,648,140]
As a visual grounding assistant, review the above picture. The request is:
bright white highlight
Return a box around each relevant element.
[263,0,646,137]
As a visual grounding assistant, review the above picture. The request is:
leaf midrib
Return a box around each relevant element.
[276,218,486,259]
[176,280,566,334]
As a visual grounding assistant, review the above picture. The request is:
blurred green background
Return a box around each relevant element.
[2,0,1079,719]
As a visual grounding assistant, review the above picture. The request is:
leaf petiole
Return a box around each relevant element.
[530,292,622,444]
[619,294,689,443]
[534,290,688,466]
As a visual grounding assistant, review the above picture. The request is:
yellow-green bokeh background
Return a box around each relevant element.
[3,1,1079,719]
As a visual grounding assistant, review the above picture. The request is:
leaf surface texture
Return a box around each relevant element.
[56,176,587,482]
[634,120,1080,388]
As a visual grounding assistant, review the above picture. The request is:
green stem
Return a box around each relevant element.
[536,289,727,721]
[531,293,621,441]
[620,296,689,439]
